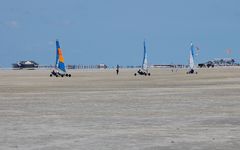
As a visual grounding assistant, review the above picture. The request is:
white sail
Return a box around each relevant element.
[189,42,194,70]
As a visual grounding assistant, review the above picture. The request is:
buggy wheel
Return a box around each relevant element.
[50,74,52,77]
[134,73,137,76]
[148,73,151,76]
[66,74,69,77]
[69,74,71,77]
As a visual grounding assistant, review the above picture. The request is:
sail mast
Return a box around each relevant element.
[55,40,60,69]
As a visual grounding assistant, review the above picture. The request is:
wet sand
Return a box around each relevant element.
[0,68,240,150]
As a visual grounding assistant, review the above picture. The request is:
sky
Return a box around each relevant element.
[0,0,240,67]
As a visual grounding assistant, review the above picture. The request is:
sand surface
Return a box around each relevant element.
[0,68,240,150]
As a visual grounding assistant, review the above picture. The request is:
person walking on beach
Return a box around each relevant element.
[116,64,119,75]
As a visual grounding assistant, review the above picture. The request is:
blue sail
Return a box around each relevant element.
[55,40,66,72]
[55,40,60,68]
[190,42,195,59]
[142,40,148,70]
[189,42,195,69]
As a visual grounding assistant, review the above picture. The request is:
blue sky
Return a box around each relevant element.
[0,0,240,67]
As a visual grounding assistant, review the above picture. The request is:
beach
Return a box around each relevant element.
[0,68,240,149]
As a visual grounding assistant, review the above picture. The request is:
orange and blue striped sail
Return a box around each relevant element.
[55,40,66,72]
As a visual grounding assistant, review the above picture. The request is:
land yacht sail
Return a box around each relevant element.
[50,40,71,77]
[134,40,151,76]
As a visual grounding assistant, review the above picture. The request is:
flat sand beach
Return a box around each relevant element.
[0,68,240,150]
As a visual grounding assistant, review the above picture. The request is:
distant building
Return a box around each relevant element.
[12,60,39,69]
[152,64,185,68]
[213,58,235,66]
[198,58,236,68]
[97,64,107,69]
[198,61,214,68]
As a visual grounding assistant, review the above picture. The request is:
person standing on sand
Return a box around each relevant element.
[116,64,119,75]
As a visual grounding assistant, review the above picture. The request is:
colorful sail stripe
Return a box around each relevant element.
[58,48,64,63]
